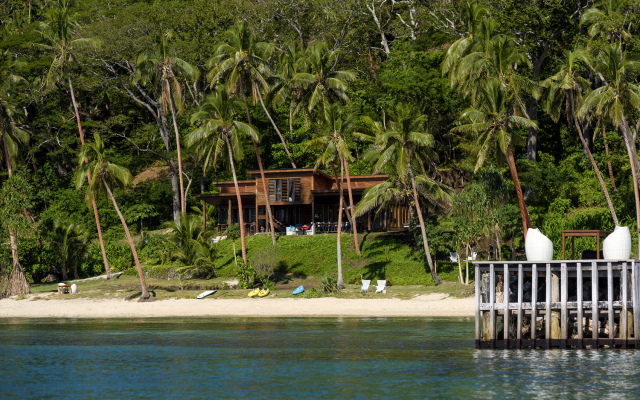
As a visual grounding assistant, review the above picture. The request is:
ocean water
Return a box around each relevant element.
[1,317,639,399]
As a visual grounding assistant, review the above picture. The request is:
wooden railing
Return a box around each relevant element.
[475,260,640,349]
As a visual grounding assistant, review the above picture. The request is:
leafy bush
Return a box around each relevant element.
[251,246,279,287]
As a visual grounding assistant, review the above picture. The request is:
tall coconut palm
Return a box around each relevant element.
[578,44,640,249]
[454,80,538,238]
[311,103,361,254]
[359,103,446,284]
[542,49,619,225]
[207,22,279,245]
[292,43,360,240]
[134,30,199,218]
[306,105,358,287]
[187,88,262,266]
[75,133,150,301]
[35,0,113,279]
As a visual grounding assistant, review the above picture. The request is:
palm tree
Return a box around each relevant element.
[291,43,360,239]
[164,213,205,266]
[35,0,113,279]
[187,88,262,266]
[542,49,619,225]
[295,42,357,117]
[49,219,89,280]
[75,133,150,301]
[207,22,278,245]
[358,103,446,285]
[581,0,632,44]
[0,50,30,296]
[134,30,199,218]
[578,44,640,250]
[306,104,359,288]
[454,80,538,238]
[271,41,307,138]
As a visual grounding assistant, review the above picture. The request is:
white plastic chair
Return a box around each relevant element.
[467,252,478,261]
[375,280,386,293]
[449,252,458,262]
[361,280,371,293]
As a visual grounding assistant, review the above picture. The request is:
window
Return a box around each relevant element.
[269,178,301,202]
[288,178,295,201]
[275,179,282,202]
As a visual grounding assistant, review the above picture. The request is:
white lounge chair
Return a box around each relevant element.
[375,280,386,293]
[449,252,458,262]
[361,280,371,293]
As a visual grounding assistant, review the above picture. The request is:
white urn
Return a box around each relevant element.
[525,228,554,261]
[602,225,631,260]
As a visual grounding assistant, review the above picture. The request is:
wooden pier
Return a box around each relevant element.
[475,260,640,349]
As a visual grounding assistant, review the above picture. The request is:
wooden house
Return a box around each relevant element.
[197,168,411,234]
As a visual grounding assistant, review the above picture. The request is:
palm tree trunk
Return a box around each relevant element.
[168,89,186,216]
[61,258,68,281]
[457,248,463,284]
[65,65,113,279]
[256,88,296,168]
[570,91,618,225]
[225,135,248,266]
[506,148,531,238]
[602,122,618,191]
[242,94,276,245]
[406,157,442,285]
[343,158,361,255]
[337,156,345,289]
[101,176,150,300]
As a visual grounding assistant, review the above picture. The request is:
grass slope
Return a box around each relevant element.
[212,231,463,286]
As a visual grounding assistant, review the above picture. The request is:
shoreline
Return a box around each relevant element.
[0,293,474,319]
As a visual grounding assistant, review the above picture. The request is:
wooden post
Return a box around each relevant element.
[517,263,523,346]
[531,264,538,343]
[475,265,481,343]
[367,210,372,231]
[592,262,599,342]
[607,262,614,341]
[202,200,207,232]
[551,265,560,340]
[504,263,509,347]
[633,261,640,342]
[622,262,628,342]
[490,263,496,345]
[545,263,552,346]
[482,272,490,340]
[577,263,584,344]
[560,263,568,344]
[228,198,232,226]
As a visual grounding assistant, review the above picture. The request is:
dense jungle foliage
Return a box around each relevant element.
[0,0,639,295]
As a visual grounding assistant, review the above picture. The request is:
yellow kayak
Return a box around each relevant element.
[248,288,260,298]
[258,288,270,297]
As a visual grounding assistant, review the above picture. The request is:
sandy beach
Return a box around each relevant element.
[0,293,474,318]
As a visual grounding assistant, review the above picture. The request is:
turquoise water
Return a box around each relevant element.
[1,317,639,399]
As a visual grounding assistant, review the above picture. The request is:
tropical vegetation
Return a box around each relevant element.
[1,0,639,298]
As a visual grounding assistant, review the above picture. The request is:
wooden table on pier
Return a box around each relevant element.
[561,230,609,260]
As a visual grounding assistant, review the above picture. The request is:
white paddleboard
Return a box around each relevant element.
[197,290,217,299]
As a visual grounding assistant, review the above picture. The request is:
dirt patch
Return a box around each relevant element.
[133,166,170,186]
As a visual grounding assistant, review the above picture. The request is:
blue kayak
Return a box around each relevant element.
[292,286,304,295]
